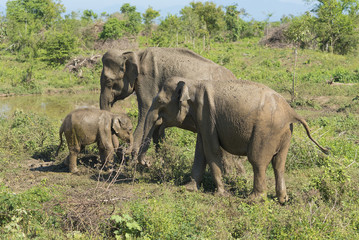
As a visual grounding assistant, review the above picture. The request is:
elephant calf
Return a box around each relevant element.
[56,108,133,173]
[140,77,329,203]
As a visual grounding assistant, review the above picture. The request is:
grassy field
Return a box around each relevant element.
[0,38,359,239]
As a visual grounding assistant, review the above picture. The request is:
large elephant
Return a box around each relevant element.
[56,108,133,173]
[140,77,329,203]
[99,47,244,173]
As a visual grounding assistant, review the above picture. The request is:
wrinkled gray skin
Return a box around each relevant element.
[141,77,329,203]
[56,108,133,173]
[99,47,244,173]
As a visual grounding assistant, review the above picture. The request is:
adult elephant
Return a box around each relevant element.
[99,47,244,173]
[140,77,329,203]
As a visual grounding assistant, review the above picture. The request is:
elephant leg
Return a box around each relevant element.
[68,149,80,173]
[272,129,292,204]
[200,133,226,195]
[247,136,274,200]
[186,134,207,192]
[250,163,269,200]
[111,134,124,162]
[99,145,114,170]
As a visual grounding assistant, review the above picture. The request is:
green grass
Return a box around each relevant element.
[0,54,102,95]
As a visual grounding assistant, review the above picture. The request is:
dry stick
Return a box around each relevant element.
[323,190,338,224]
[346,148,358,168]
[107,148,127,188]
[292,46,298,102]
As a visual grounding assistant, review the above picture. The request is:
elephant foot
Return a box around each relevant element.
[214,189,230,197]
[277,194,289,204]
[184,179,199,192]
[69,167,79,174]
[138,154,151,167]
[248,191,267,203]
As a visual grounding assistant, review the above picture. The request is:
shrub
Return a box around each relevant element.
[0,109,58,158]
[99,18,126,40]
[43,31,79,65]
[0,183,62,238]
[145,128,196,185]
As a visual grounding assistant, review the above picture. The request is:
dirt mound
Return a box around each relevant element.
[260,24,293,48]
[94,37,139,52]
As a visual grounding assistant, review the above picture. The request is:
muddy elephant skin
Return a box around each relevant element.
[141,77,329,204]
[99,47,237,161]
[56,108,133,173]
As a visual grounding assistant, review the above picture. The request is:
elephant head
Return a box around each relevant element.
[100,50,139,110]
[140,79,191,154]
[112,114,134,154]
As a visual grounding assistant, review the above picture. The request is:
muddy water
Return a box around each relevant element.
[0,92,137,120]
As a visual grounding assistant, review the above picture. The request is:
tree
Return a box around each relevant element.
[180,6,201,47]
[43,31,78,65]
[81,9,98,22]
[5,0,64,56]
[99,18,125,40]
[0,12,6,44]
[309,0,359,54]
[152,14,181,47]
[120,3,142,35]
[285,12,316,49]
[225,4,247,41]
[142,6,160,36]
[189,1,226,38]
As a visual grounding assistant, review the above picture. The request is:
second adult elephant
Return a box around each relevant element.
[99,47,244,173]
[140,77,329,203]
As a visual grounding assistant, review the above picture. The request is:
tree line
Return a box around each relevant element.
[0,0,359,65]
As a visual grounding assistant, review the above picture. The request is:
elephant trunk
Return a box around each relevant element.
[99,88,113,110]
[138,109,162,159]
[125,134,134,155]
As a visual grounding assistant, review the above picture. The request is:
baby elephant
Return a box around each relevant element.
[56,108,133,173]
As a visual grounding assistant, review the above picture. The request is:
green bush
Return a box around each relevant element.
[0,109,58,158]
[0,183,63,238]
[110,214,143,239]
[42,31,79,65]
[99,18,126,40]
[145,128,196,185]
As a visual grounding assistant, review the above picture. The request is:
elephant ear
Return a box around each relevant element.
[123,52,139,89]
[176,81,190,123]
[111,116,122,134]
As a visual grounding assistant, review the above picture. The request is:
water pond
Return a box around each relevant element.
[0,92,137,120]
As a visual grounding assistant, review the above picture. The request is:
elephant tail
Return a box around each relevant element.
[55,124,64,157]
[295,116,330,155]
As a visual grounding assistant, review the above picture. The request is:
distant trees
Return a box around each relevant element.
[225,5,247,41]
[2,0,359,66]
[5,0,64,57]
[120,3,142,35]
[312,0,359,54]
[142,7,160,36]
[285,0,359,54]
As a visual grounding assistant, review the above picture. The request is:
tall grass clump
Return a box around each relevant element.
[144,128,196,185]
[0,109,59,159]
